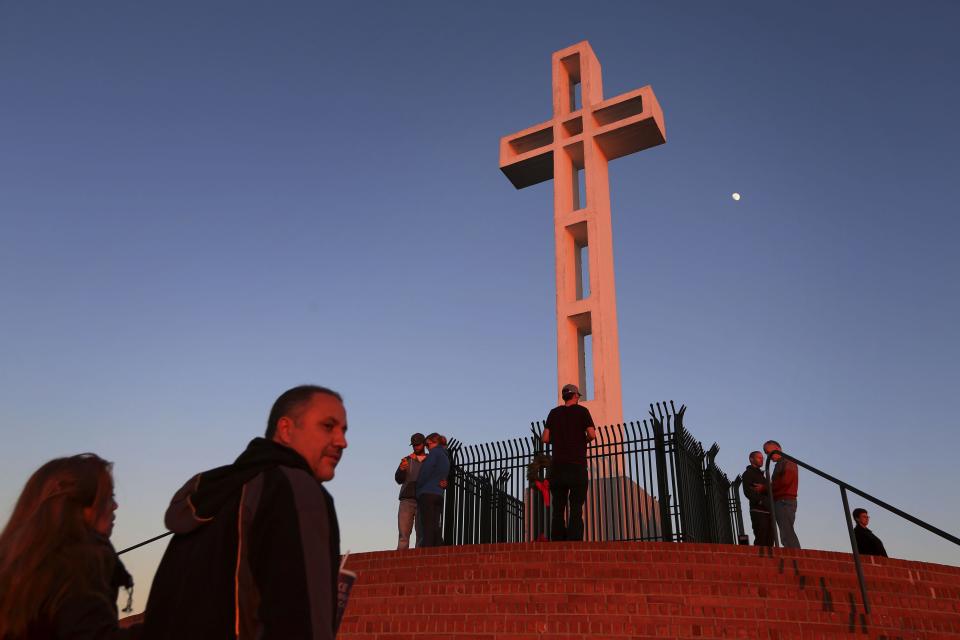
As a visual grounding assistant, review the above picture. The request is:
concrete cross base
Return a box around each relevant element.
[584,475,662,541]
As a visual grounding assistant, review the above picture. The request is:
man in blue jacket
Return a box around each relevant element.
[415,433,450,547]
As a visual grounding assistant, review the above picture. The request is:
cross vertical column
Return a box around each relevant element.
[550,43,622,428]
[500,40,665,430]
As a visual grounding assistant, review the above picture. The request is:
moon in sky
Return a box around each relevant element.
[732,192,741,201]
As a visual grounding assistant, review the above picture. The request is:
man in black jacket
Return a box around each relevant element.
[143,385,348,640]
[742,451,773,546]
[852,508,888,557]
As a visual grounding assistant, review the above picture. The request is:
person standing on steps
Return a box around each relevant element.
[542,384,596,542]
[764,439,800,549]
[415,433,449,547]
[742,450,773,546]
[395,433,427,550]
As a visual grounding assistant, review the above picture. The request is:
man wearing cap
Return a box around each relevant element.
[542,384,596,541]
[395,433,427,549]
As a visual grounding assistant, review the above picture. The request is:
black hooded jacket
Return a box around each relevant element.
[741,464,771,513]
[143,439,340,640]
[854,525,888,557]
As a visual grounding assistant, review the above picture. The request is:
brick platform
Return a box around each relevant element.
[338,541,960,639]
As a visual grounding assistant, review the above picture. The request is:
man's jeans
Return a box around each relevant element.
[775,499,801,548]
[549,463,589,541]
[397,498,421,550]
[417,493,445,547]
[749,509,774,546]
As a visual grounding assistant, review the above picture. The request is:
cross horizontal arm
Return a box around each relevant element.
[499,86,665,190]
[499,119,554,189]
[590,86,665,162]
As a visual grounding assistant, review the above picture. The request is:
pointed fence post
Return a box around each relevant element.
[652,414,673,541]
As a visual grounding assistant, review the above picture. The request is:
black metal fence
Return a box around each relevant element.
[440,401,744,545]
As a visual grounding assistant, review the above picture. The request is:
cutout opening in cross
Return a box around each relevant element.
[568,221,590,301]
[578,330,593,401]
[569,311,593,401]
[562,115,583,138]
[560,53,582,114]
[577,244,591,300]
[564,142,586,211]
[509,126,553,155]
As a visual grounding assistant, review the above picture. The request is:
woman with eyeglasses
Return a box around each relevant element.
[0,454,139,639]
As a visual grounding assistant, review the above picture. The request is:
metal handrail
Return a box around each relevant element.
[764,449,960,615]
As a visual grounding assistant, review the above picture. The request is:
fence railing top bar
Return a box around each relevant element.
[767,450,960,547]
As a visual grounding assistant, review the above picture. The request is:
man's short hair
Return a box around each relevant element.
[749,450,763,460]
[426,432,441,442]
[852,508,868,520]
[265,385,343,439]
[763,440,782,450]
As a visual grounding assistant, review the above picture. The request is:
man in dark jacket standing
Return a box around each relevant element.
[542,383,596,542]
[395,432,427,549]
[143,385,348,640]
[742,451,773,546]
[852,508,888,557]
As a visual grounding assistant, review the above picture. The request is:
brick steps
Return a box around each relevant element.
[342,616,955,639]
[338,542,960,639]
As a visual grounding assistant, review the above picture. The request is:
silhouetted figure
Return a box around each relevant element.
[0,454,137,640]
[542,384,597,542]
[415,433,450,547]
[742,451,773,546]
[852,508,888,557]
[144,385,347,640]
[764,439,801,549]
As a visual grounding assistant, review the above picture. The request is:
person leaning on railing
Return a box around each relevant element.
[0,454,139,640]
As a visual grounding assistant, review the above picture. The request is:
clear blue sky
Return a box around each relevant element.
[2,1,958,612]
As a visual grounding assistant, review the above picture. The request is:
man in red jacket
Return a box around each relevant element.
[764,439,800,548]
